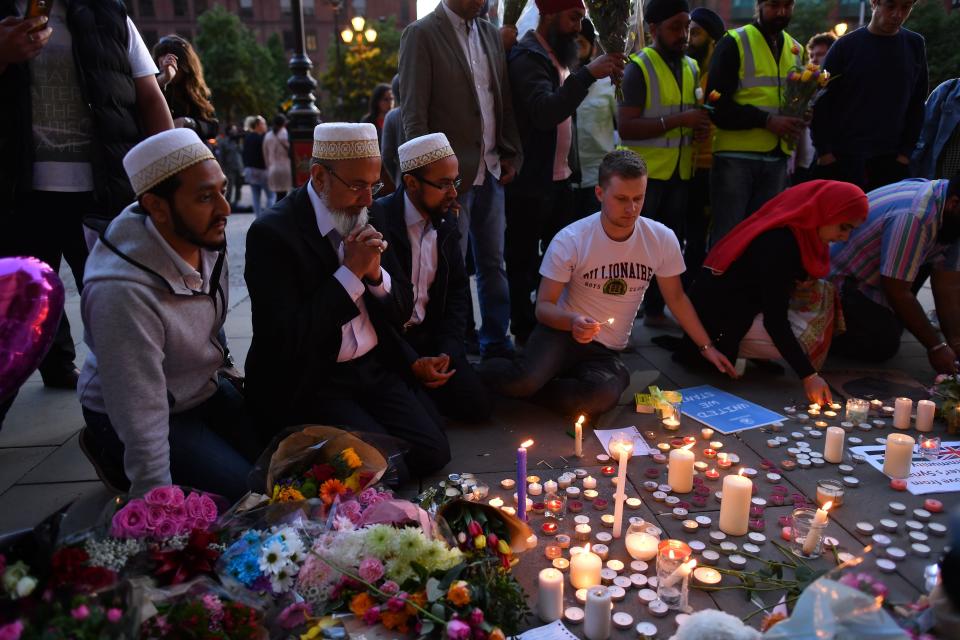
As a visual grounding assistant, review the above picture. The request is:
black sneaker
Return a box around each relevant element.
[78,427,131,494]
[40,367,80,390]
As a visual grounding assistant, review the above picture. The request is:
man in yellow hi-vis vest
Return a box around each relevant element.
[618,0,709,328]
[705,0,805,247]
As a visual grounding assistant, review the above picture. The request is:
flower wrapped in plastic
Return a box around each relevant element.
[583,0,640,99]
[136,577,267,639]
[436,500,535,570]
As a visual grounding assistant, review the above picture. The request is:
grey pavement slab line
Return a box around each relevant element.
[18,432,98,484]
[0,482,102,534]
[0,447,58,494]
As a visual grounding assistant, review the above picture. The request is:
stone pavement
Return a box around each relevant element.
[0,185,951,630]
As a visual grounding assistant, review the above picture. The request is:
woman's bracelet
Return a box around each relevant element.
[928,341,949,354]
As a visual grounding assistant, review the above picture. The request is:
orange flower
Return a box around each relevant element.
[319,478,348,505]
[708,89,721,103]
[349,592,376,618]
[276,486,305,503]
[447,580,471,607]
[760,612,788,632]
[408,591,427,609]
[380,609,411,633]
[489,629,506,640]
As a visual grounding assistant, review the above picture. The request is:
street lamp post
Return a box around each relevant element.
[340,16,377,118]
[287,0,321,186]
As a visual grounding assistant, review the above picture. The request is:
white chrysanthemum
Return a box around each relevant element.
[420,540,463,572]
[384,557,415,584]
[259,540,288,575]
[363,525,393,557]
[270,561,298,593]
[392,527,426,562]
[283,533,305,558]
[328,529,365,562]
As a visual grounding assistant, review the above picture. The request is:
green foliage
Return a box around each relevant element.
[194,5,289,124]
[906,0,960,90]
[320,17,402,121]
[788,0,838,51]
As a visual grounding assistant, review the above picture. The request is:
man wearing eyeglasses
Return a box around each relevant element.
[373,133,491,423]
[245,123,451,480]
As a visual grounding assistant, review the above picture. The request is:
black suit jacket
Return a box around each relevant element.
[373,188,469,359]
[244,184,414,430]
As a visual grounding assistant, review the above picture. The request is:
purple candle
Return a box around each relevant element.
[517,439,533,522]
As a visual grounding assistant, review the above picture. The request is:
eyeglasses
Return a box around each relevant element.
[415,174,462,192]
[322,165,383,196]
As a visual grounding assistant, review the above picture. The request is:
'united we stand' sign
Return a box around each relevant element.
[849,440,960,495]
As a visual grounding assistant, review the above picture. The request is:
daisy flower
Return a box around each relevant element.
[259,540,287,575]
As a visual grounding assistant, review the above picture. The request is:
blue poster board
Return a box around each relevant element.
[678,385,785,434]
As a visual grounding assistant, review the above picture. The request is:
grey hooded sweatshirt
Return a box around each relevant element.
[78,206,228,494]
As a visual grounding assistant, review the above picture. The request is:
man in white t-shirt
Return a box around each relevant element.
[481,150,736,416]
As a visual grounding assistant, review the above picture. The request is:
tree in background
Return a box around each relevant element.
[194,5,290,125]
[319,17,401,122]
[787,0,837,52]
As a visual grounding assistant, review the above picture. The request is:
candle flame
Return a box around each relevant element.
[576,415,585,426]
[822,501,833,512]
[682,442,695,451]
[607,317,615,325]
[685,559,698,571]
[738,468,747,477]
[584,543,591,553]
[520,439,534,448]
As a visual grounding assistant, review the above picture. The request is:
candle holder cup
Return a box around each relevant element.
[845,398,870,424]
[791,508,827,559]
[815,479,844,507]
[660,391,683,431]
[919,435,941,462]
[656,539,692,611]
[544,492,566,522]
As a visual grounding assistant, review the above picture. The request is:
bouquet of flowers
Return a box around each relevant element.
[502,0,527,26]
[583,0,638,99]
[437,501,533,569]
[220,524,311,598]
[782,63,832,118]
[932,374,960,433]
[110,485,220,540]
[138,579,265,639]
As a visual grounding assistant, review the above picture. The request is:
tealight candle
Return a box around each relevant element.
[544,480,558,495]
[502,506,516,515]
[814,420,829,429]
[823,410,837,419]
[709,441,724,450]
[606,559,625,573]
[541,521,559,536]
[701,427,715,440]
[545,545,562,559]
[583,489,599,501]
[600,465,616,476]
[528,482,543,496]
[626,497,642,510]
[553,558,570,572]
[575,524,592,541]
[500,479,515,490]
[582,475,597,489]
[703,448,717,458]
[705,468,720,480]
[717,452,732,469]
[488,497,504,508]
[693,567,721,586]
[601,514,615,528]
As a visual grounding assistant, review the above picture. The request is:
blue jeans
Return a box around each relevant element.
[82,377,261,501]
[250,184,276,218]
[709,155,788,247]
[458,171,513,356]
[480,325,630,417]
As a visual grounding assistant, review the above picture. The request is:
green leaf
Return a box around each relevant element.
[427,577,444,602]
[420,621,435,636]
[432,603,446,620]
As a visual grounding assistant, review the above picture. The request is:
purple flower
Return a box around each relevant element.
[0,553,6,576]
[0,621,23,640]
[358,557,384,583]
[106,608,123,624]
[144,486,184,508]
[338,500,363,524]
[145,505,166,531]
[469,608,484,626]
[155,518,179,539]
[386,595,407,612]
[358,488,378,505]
[380,580,399,595]
[184,493,204,520]
[198,495,218,523]
[446,619,471,640]
[362,606,381,626]
[111,501,150,538]
[70,605,90,621]
[277,603,312,630]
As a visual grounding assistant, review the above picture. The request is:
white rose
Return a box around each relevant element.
[15,575,37,598]
[695,87,704,101]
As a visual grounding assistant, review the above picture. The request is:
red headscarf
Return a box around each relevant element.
[703,180,868,279]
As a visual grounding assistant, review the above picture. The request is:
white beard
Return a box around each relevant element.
[319,185,369,237]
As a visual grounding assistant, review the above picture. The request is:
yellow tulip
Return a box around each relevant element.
[497,540,511,555]
[800,69,812,82]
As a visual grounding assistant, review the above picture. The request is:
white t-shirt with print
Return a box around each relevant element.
[17,0,158,192]
[539,212,686,351]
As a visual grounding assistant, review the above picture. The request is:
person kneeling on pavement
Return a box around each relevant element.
[78,129,260,500]
[374,133,492,422]
[481,150,736,417]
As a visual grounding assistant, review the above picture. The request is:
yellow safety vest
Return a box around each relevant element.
[620,48,699,181]
[712,24,802,155]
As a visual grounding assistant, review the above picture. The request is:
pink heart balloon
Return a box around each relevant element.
[0,257,65,403]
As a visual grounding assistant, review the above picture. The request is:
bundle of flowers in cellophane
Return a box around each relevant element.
[436,500,535,570]
[782,62,832,118]
[502,0,527,26]
[136,577,267,639]
[584,0,639,99]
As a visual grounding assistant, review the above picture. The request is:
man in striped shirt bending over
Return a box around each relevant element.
[829,177,960,374]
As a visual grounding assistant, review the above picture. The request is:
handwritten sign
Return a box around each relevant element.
[678,385,785,434]
[593,426,655,457]
[849,441,960,495]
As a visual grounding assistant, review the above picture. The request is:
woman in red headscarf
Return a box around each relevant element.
[678,180,868,403]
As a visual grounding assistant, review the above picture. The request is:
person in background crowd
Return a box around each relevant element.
[0,0,172,428]
[216,124,245,210]
[829,177,960,374]
[242,115,271,217]
[812,0,926,191]
[679,181,867,405]
[362,82,393,142]
[375,133,492,422]
[791,31,835,185]
[380,74,404,189]
[706,0,804,247]
[618,0,705,328]
[572,17,617,220]
[153,34,219,141]
[482,151,735,417]
[78,129,259,500]
[399,0,523,360]
[263,114,292,202]
[912,76,960,180]
[685,6,725,278]
[506,0,624,345]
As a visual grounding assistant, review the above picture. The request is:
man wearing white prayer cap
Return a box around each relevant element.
[245,123,451,479]
[77,128,260,500]
[373,133,491,423]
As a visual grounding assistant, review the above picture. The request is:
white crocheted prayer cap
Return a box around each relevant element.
[123,129,215,196]
[398,133,455,174]
[312,122,380,160]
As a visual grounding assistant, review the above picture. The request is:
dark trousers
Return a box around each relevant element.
[405,328,492,423]
[640,175,689,317]
[480,325,630,417]
[505,180,576,343]
[83,377,261,501]
[288,350,451,481]
[814,153,910,193]
[709,155,788,247]
[684,169,711,284]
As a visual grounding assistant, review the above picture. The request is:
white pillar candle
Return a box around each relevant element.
[893,397,913,429]
[667,446,695,494]
[611,436,634,538]
[824,426,845,464]
[916,400,936,432]
[582,475,597,490]
[662,559,697,589]
[802,502,831,555]
[583,585,612,640]
[883,433,916,479]
[537,568,564,622]
[575,415,585,458]
[570,544,603,590]
[719,470,752,536]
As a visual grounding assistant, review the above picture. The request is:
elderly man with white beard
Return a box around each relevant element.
[244,123,451,479]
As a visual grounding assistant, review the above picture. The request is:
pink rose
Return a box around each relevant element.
[362,606,381,626]
[184,493,204,520]
[0,621,23,640]
[145,505,166,532]
[358,488,378,505]
[277,602,312,630]
[111,501,150,538]
[144,486,184,508]
[358,557,384,583]
[386,596,406,612]
[446,619,471,640]
[155,518,179,539]
[198,495,218,523]
[106,608,123,624]
[338,500,363,524]
[380,580,399,595]
[70,605,90,621]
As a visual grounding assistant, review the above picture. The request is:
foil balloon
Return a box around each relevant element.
[0,257,65,403]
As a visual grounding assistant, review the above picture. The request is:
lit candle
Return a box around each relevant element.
[883,433,915,479]
[517,439,533,522]
[719,469,752,536]
[528,482,543,496]
[693,567,721,586]
[575,524,592,541]
[488,497,504,508]
[705,468,720,481]
[542,522,559,536]
[701,427,714,440]
[703,448,717,458]
[553,558,570,572]
[583,585,612,640]
[893,397,913,429]
[824,426,845,463]
[916,400,935,432]
[662,559,697,589]
[717,452,731,469]
[668,445,695,494]
[582,475,597,489]
[610,434,634,538]
[544,479,558,495]
[538,568,564,622]
[575,415,585,458]
[600,465,615,476]
[607,318,615,325]
[570,544,603,590]
[823,410,837,419]
[624,531,659,561]
[802,501,831,556]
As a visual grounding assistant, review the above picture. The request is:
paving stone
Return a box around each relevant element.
[0,447,57,494]
[0,482,102,534]
[19,433,97,484]
[0,383,83,447]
